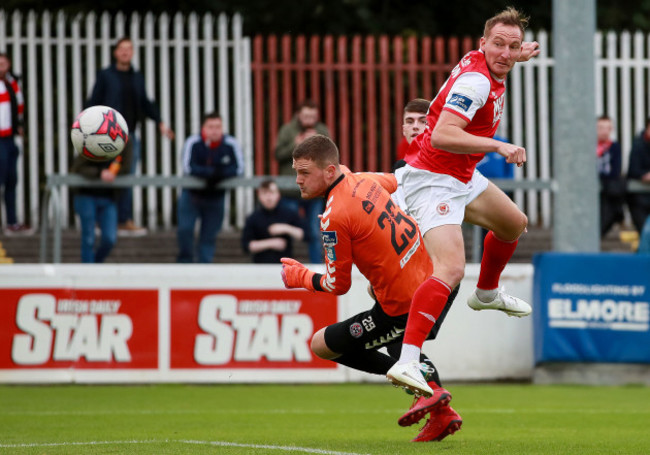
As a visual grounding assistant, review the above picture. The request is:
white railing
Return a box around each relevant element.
[505,30,650,227]
[0,9,253,230]
[1,11,648,230]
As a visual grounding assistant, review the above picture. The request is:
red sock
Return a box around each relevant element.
[403,277,452,347]
[477,231,518,290]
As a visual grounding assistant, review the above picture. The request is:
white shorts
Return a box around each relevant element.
[401,164,489,235]
[392,166,409,214]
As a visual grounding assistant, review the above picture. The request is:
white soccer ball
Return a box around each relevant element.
[70,105,129,162]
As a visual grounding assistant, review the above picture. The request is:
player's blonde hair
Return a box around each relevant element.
[483,7,529,40]
[293,134,340,169]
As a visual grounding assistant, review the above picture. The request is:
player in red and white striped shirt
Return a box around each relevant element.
[387,7,540,397]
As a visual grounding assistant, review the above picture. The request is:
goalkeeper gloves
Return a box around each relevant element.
[280,257,318,291]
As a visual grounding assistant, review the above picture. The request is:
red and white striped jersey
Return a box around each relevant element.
[0,76,24,137]
[411,50,506,183]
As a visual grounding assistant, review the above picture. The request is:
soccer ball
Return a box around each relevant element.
[70,105,129,162]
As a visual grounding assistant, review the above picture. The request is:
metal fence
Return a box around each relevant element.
[0,9,253,230]
[2,9,650,230]
[251,29,650,228]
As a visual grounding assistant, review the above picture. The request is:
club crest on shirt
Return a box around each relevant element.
[437,202,450,216]
[349,322,363,338]
[447,93,473,112]
[321,231,338,246]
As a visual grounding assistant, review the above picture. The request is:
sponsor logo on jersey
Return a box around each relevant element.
[400,236,421,269]
[325,246,336,261]
[447,93,473,112]
[436,202,450,216]
[321,231,338,246]
[350,322,363,338]
[362,200,375,214]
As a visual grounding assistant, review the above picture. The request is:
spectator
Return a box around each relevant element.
[0,51,32,235]
[394,98,430,171]
[241,178,304,264]
[626,117,650,234]
[86,36,174,237]
[70,154,120,263]
[596,115,625,237]
[275,99,330,263]
[177,112,243,263]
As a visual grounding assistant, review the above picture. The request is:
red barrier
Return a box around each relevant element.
[251,34,478,174]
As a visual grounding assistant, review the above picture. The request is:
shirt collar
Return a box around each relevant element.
[323,172,345,201]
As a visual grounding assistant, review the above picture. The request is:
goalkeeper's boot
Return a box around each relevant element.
[412,405,462,442]
[398,386,451,427]
[467,287,531,317]
[386,360,433,398]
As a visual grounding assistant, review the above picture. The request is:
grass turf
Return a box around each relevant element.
[1,383,649,454]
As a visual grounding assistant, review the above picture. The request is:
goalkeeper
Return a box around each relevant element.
[281,134,461,442]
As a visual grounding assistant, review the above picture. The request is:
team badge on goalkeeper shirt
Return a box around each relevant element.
[325,246,336,261]
[349,322,363,338]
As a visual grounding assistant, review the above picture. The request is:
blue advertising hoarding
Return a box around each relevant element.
[533,253,650,364]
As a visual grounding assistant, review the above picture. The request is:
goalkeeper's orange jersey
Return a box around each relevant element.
[316,171,433,316]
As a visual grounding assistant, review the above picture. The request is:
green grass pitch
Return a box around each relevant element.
[1,383,649,454]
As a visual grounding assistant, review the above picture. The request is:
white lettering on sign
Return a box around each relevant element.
[57,299,121,314]
[551,283,646,297]
[548,298,650,331]
[238,300,302,314]
[193,295,313,365]
[11,294,133,365]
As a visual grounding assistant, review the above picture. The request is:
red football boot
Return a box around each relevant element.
[398,387,451,427]
[412,405,463,442]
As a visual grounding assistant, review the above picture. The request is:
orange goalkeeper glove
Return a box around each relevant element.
[280,257,319,291]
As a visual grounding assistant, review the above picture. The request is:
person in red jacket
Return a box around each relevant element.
[281,134,461,442]
[0,52,32,235]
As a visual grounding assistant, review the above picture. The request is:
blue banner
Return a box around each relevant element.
[533,253,650,364]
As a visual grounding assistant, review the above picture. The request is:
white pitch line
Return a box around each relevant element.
[0,408,396,416]
[181,439,372,455]
[0,439,372,455]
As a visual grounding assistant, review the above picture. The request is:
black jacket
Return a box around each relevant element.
[85,63,161,132]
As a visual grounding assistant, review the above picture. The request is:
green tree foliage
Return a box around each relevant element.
[0,0,646,35]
